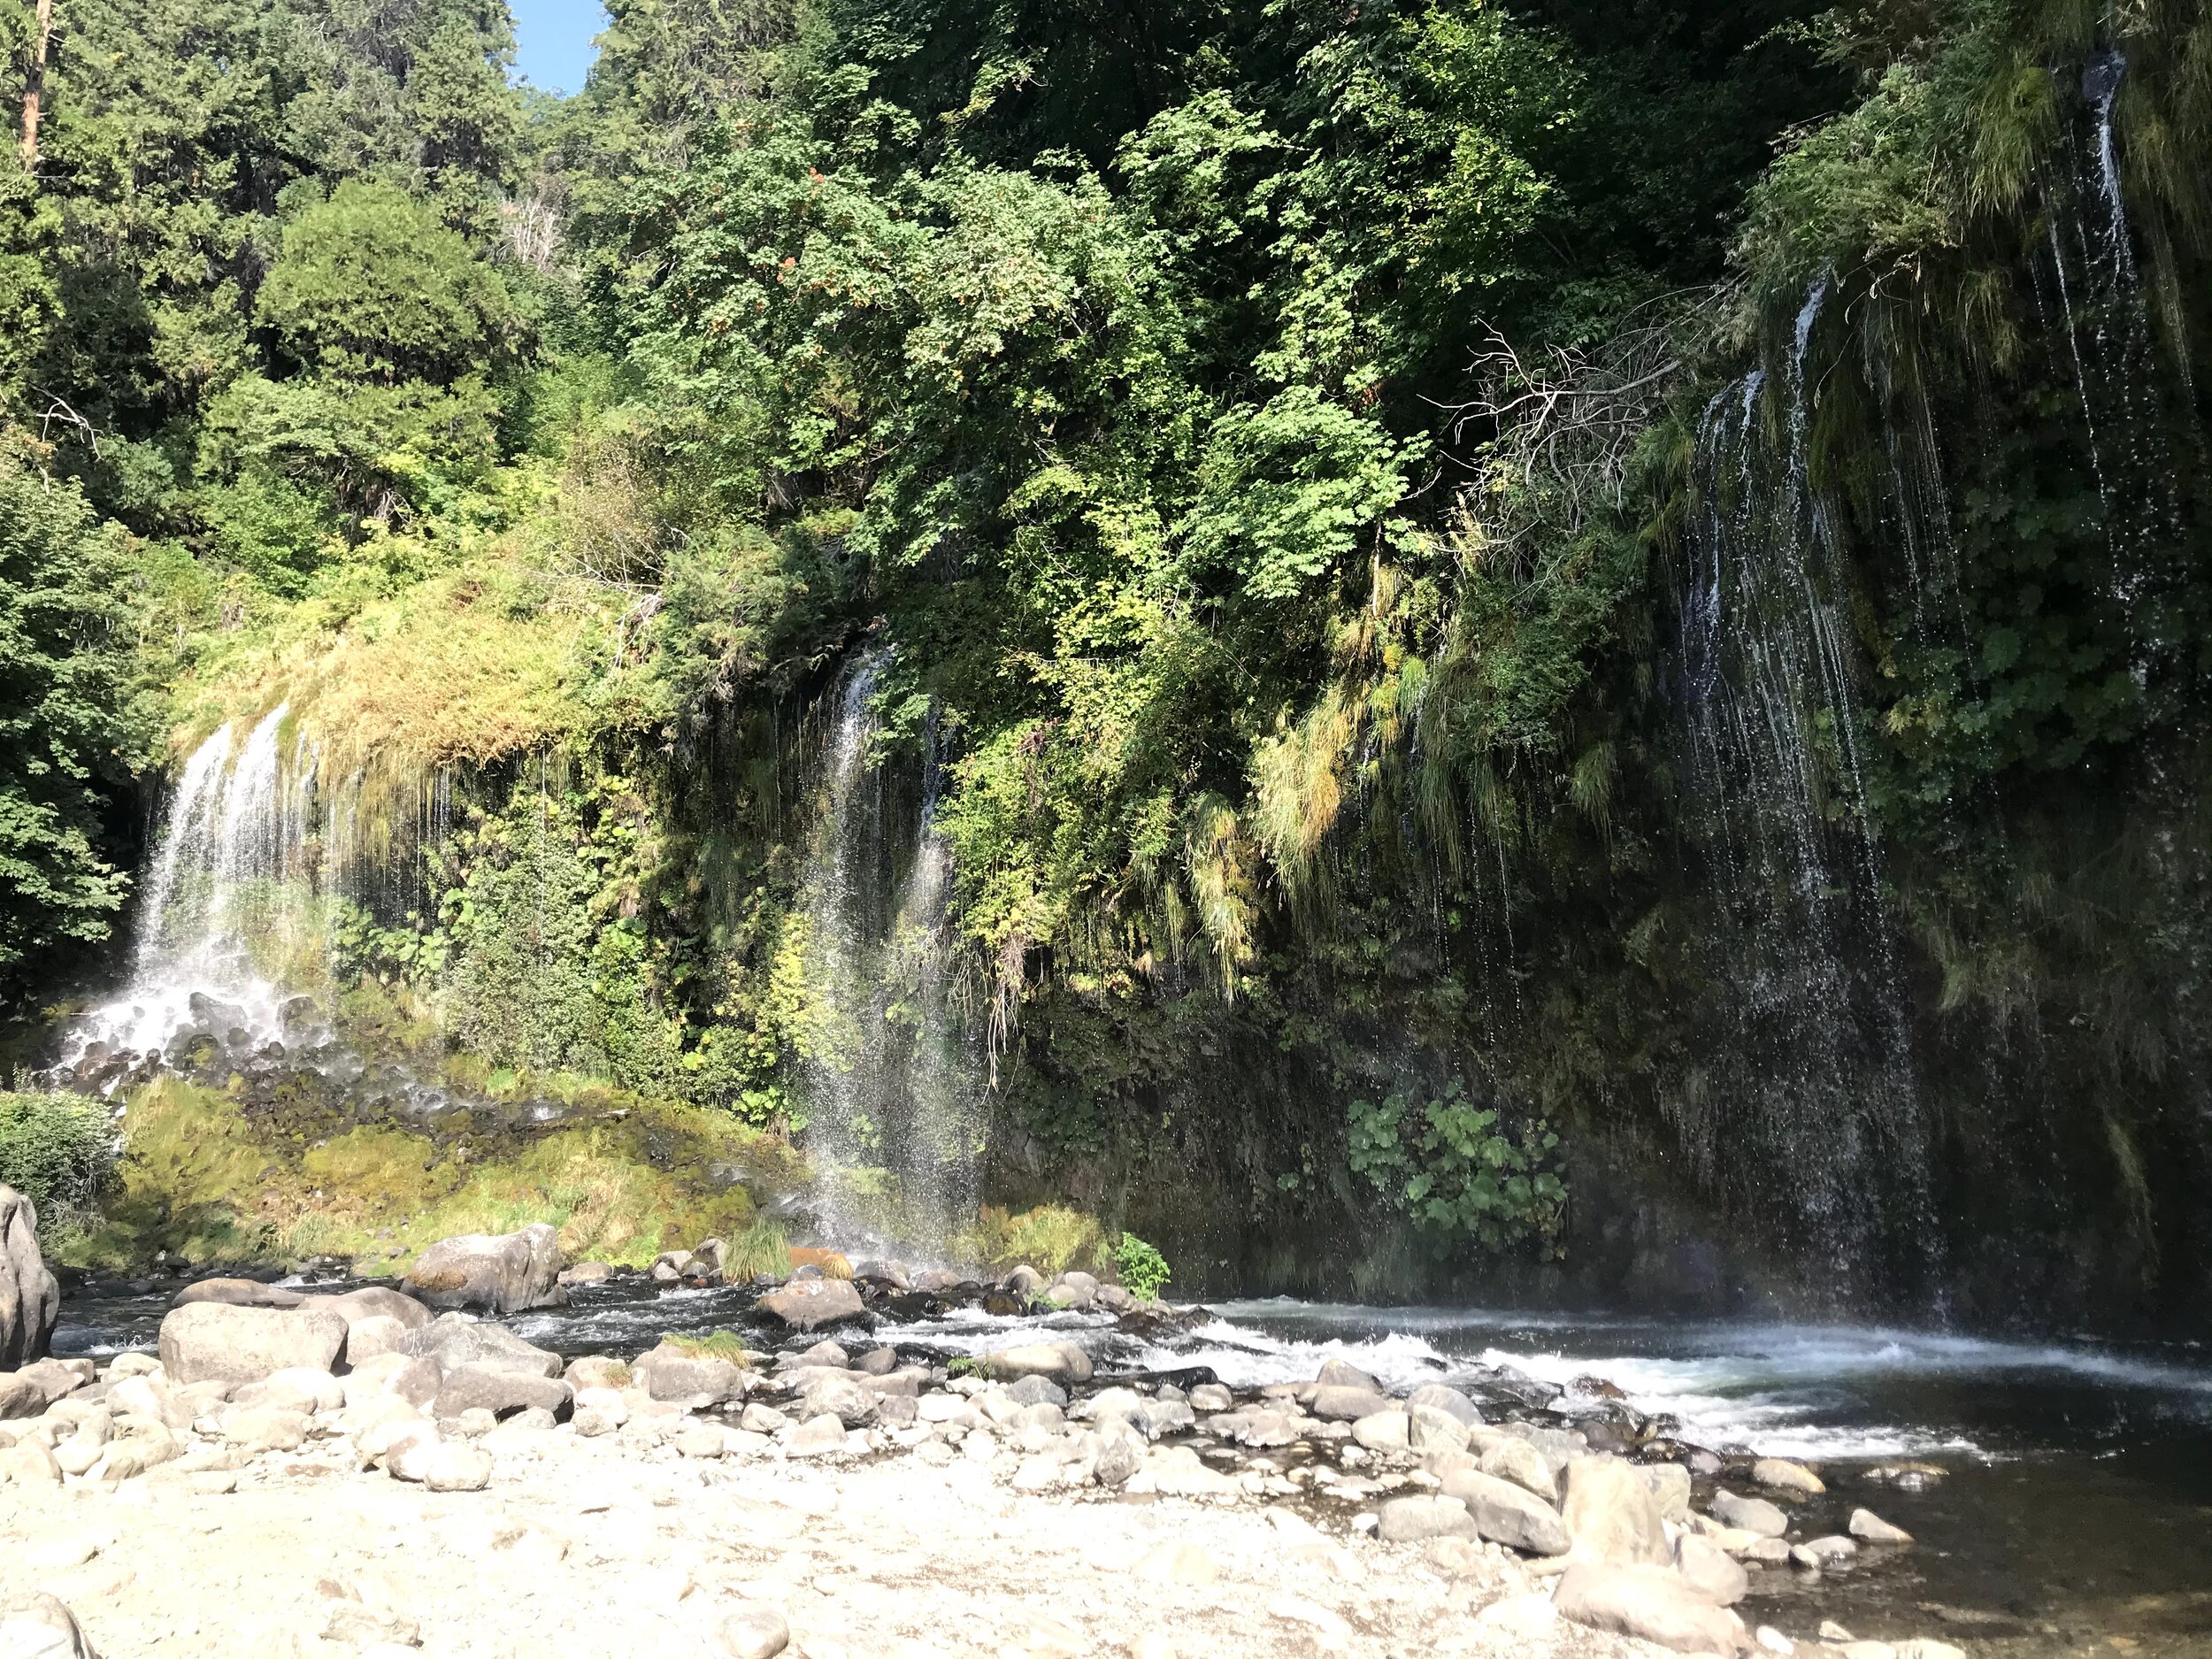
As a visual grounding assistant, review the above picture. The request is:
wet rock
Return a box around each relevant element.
[1477,1435,1558,1502]
[1553,1562,1748,1654]
[1187,1382,1233,1412]
[1562,1455,1670,1566]
[399,1314,562,1379]
[1849,1507,1913,1544]
[980,1341,1093,1386]
[1376,1494,1478,1541]
[433,1365,572,1421]
[1310,1385,1392,1421]
[1316,1357,1383,1391]
[403,1225,565,1315]
[1437,1466,1573,1555]
[1752,1456,1825,1495]
[1709,1487,1789,1538]
[157,1302,349,1386]
[0,1189,61,1371]
[1675,1532,1750,1605]
[718,1604,790,1659]
[1790,1534,1858,1570]
[757,1278,866,1331]
[0,1591,97,1658]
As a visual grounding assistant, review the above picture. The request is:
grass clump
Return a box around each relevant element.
[957,1203,1105,1277]
[721,1217,791,1281]
[0,1092,114,1217]
[664,1330,758,1365]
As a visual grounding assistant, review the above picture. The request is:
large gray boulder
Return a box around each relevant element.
[399,1313,563,1379]
[157,1302,349,1386]
[1438,1466,1573,1555]
[1552,1563,1747,1653]
[299,1286,433,1333]
[173,1278,303,1310]
[632,1340,749,1404]
[403,1225,565,1315]
[980,1340,1094,1386]
[0,1591,98,1658]
[433,1365,572,1421]
[755,1277,865,1331]
[0,1186,60,1371]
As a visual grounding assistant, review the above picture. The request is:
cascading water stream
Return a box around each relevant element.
[794,650,982,1258]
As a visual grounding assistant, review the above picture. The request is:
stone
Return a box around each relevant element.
[718,1604,790,1659]
[1407,1404,1471,1453]
[403,1225,565,1314]
[1839,1645,1897,1659]
[1094,1424,1144,1487]
[221,1406,310,1453]
[0,1591,96,1659]
[1476,1594,1560,1636]
[173,1277,303,1310]
[563,1355,629,1391]
[1643,1462,1693,1520]
[232,1367,344,1415]
[798,1373,877,1427]
[399,1314,562,1379]
[1438,1467,1573,1555]
[338,1317,411,1365]
[380,1423,444,1482]
[1709,1487,1789,1538]
[557,1260,613,1287]
[1751,1455,1825,1495]
[1187,1382,1233,1411]
[1563,1455,1671,1566]
[426,1441,495,1491]
[1849,1507,1913,1544]
[157,1302,349,1387]
[1675,1532,1750,1605]
[1552,1562,1748,1654]
[1219,1407,1302,1448]
[1376,1494,1478,1541]
[981,1341,1093,1385]
[297,1286,433,1333]
[785,1413,848,1456]
[1316,1357,1381,1390]
[1005,1373,1067,1408]
[634,1343,750,1404]
[434,1364,571,1421]
[1310,1385,1393,1421]
[757,1278,866,1330]
[1790,1534,1858,1570]
[0,1440,62,1486]
[739,1402,788,1434]
[1352,1409,1409,1451]
[1406,1383,1481,1425]
[676,1423,728,1458]
[1478,1434,1559,1502]
[1756,1628,1796,1655]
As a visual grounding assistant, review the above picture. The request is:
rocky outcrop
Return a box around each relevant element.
[0,1185,60,1371]
[403,1225,565,1315]
[157,1302,349,1386]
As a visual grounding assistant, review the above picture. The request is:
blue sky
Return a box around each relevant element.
[510,0,606,96]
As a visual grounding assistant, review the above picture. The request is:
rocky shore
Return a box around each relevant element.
[0,1214,1993,1659]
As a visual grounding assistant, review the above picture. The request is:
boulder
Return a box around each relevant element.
[1848,1507,1913,1544]
[564,1355,630,1392]
[0,1591,97,1659]
[1376,1494,1479,1542]
[980,1341,1094,1386]
[1751,1456,1824,1495]
[1,1360,80,1421]
[173,1278,302,1310]
[1563,1455,1671,1566]
[718,1603,790,1659]
[1553,1563,1747,1654]
[784,1414,847,1456]
[1438,1466,1573,1555]
[340,1316,411,1365]
[403,1225,564,1315]
[1789,1534,1858,1570]
[398,1313,562,1379]
[1409,1404,1472,1453]
[632,1342,749,1404]
[0,1186,60,1371]
[1478,1435,1559,1502]
[432,1365,572,1421]
[1675,1532,1750,1605]
[755,1278,866,1331]
[1352,1409,1410,1451]
[157,1302,348,1387]
[1316,1357,1382,1391]
[557,1261,613,1287]
[298,1286,433,1333]
[1406,1383,1482,1425]
[1709,1487,1790,1538]
[1643,1462,1694,1521]
[797,1372,877,1428]
[1310,1385,1393,1421]
[231,1368,344,1415]
[220,1406,310,1453]
[423,1443,494,1492]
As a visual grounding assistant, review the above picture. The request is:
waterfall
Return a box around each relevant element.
[794,650,982,1256]
[1668,280,1933,1293]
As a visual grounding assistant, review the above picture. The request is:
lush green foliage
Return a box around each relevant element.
[1112,1231,1171,1300]
[0,1090,112,1213]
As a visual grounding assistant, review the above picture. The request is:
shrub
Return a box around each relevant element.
[1112,1232,1171,1301]
[0,1092,113,1215]
[957,1203,1103,1276]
